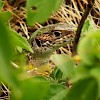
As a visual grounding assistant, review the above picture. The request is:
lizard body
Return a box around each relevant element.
[29,23,75,73]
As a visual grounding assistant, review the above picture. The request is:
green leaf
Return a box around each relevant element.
[44,83,68,100]
[12,51,26,67]
[0,11,12,22]
[0,0,4,11]
[33,75,49,81]
[49,89,68,100]
[50,67,63,80]
[90,67,100,98]
[9,29,33,53]
[0,18,13,82]
[64,77,98,100]
[78,29,100,66]
[16,46,23,53]
[26,0,61,26]
[0,18,20,92]
[52,54,75,78]
[90,67,100,81]
[53,0,62,12]
[70,63,91,83]
[11,78,50,100]
[82,18,94,34]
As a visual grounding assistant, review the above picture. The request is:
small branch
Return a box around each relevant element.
[72,0,95,56]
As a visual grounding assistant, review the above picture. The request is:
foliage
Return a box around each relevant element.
[0,0,100,100]
[51,54,75,79]
[26,0,62,26]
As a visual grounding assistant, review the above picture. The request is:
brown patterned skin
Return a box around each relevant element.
[29,23,75,68]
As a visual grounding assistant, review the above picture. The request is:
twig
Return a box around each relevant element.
[72,0,96,56]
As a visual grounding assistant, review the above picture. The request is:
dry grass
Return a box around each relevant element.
[0,82,10,100]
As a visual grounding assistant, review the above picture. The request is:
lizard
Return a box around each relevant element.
[28,23,76,73]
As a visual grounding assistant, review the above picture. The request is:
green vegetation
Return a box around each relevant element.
[0,0,100,100]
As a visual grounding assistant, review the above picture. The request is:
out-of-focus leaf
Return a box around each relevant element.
[16,46,23,53]
[52,54,75,78]
[0,18,13,82]
[0,11,32,52]
[53,0,62,12]
[70,62,91,83]
[0,18,20,93]
[12,51,26,67]
[78,29,100,66]
[90,67,100,81]
[26,0,61,26]
[44,83,68,100]
[11,78,50,100]
[49,88,68,100]
[0,11,12,22]
[0,0,4,10]
[90,67,100,99]
[9,29,33,53]
[64,77,98,100]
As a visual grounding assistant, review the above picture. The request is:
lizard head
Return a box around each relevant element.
[29,23,76,68]
[30,23,75,58]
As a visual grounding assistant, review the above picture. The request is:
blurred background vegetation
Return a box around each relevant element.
[0,0,100,100]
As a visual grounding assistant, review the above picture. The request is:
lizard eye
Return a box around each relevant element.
[53,31,61,37]
[35,38,41,47]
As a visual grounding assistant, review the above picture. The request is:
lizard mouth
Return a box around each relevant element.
[35,38,42,47]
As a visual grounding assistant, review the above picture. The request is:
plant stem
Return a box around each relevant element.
[72,0,95,56]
